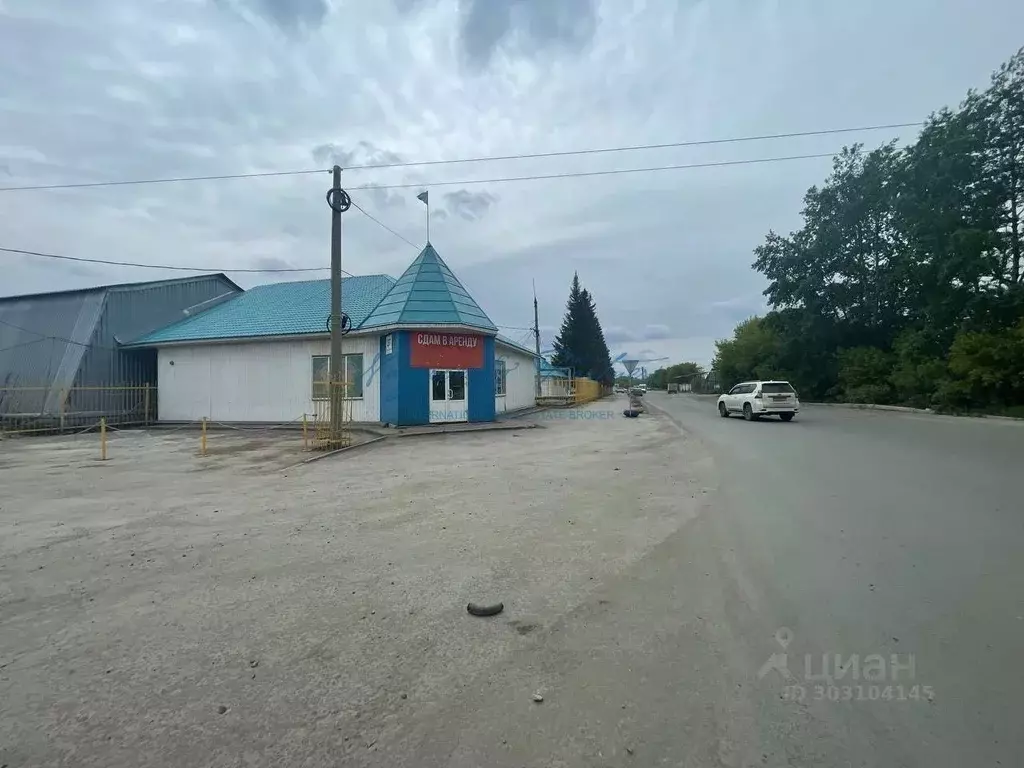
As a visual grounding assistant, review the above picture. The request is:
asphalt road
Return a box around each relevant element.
[398,394,1024,767]
[640,392,1024,767]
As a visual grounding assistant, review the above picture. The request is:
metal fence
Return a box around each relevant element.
[692,371,722,394]
[0,385,153,436]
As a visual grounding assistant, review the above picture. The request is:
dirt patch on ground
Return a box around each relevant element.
[0,401,702,767]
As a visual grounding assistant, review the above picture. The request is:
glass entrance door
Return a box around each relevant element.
[429,369,468,423]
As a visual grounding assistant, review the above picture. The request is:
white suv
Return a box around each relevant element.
[718,380,799,422]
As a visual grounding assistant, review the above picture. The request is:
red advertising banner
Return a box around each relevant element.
[409,331,485,369]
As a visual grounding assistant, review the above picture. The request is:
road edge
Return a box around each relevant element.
[806,401,1024,422]
[653,392,1024,423]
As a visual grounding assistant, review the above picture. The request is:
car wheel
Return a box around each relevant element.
[743,403,754,421]
[718,402,729,418]
[780,413,794,422]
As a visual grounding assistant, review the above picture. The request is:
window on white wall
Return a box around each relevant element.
[312,354,364,399]
[495,359,507,396]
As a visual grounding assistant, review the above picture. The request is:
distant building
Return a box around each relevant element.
[538,358,573,399]
[129,244,538,426]
[0,274,241,421]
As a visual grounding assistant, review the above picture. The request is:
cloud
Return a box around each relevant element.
[311,141,404,169]
[3,0,1024,365]
[458,0,598,68]
[217,0,331,33]
[603,324,672,345]
[603,326,638,344]
[709,295,761,311]
[441,189,498,221]
[254,256,295,271]
[643,324,672,340]
[312,141,408,210]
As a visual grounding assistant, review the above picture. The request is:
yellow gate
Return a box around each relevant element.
[310,381,354,450]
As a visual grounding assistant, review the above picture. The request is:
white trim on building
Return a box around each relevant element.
[157,335,382,423]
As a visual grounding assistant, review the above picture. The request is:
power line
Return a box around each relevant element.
[0,168,329,193]
[0,122,920,193]
[349,152,839,191]
[0,246,342,275]
[350,199,421,249]
[345,122,921,171]
[0,316,117,352]
[514,330,536,348]
[0,337,49,355]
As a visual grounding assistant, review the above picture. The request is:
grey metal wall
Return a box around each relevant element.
[2,275,240,418]
[0,289,106,414]
[75,276,238,386]
[69,275,240,416]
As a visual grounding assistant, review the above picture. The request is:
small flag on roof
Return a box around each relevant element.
[417,191,428,205]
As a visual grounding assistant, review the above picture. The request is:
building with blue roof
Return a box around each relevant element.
[137,274,397,344]
[359,245,497,332]
[131,244,539,425]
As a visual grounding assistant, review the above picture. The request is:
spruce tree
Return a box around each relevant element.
[551,273,586,373]
[551,274,615,384]
[579,288,615,385]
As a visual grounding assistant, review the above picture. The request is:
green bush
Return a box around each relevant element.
[888,329,950,407]
[837,347,894,404]
[945,320,1024,408]
[842,384,894,404]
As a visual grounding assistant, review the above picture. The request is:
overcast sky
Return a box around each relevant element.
[2,0,1023,367]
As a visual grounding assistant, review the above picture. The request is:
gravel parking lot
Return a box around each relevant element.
[0,400,702,767]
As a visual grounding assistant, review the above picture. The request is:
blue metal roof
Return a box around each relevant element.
[539,357,572,378]
[360,244,498,332]
[134,275,396,344]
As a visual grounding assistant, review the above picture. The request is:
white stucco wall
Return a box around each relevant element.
[494,345,536,414]
[157,335,381,423]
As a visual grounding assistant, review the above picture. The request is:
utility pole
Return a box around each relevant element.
[533,280,542,398]
[327,165,351,444]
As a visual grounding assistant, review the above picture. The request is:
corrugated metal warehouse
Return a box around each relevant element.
[0,274,241,425]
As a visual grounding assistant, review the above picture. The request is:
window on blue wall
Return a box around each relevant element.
[495,359,507,396]
[312,354,364,399]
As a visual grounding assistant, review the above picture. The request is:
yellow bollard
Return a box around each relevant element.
[302,413,308,451]
[100,417,107,461]
[201,417,207,456]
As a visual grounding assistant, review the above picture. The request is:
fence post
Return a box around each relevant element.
[100,417,107,461]
[144,384,151,426]
[59,389,67,433]
[201,417,208,456]
[302,413,308,451]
